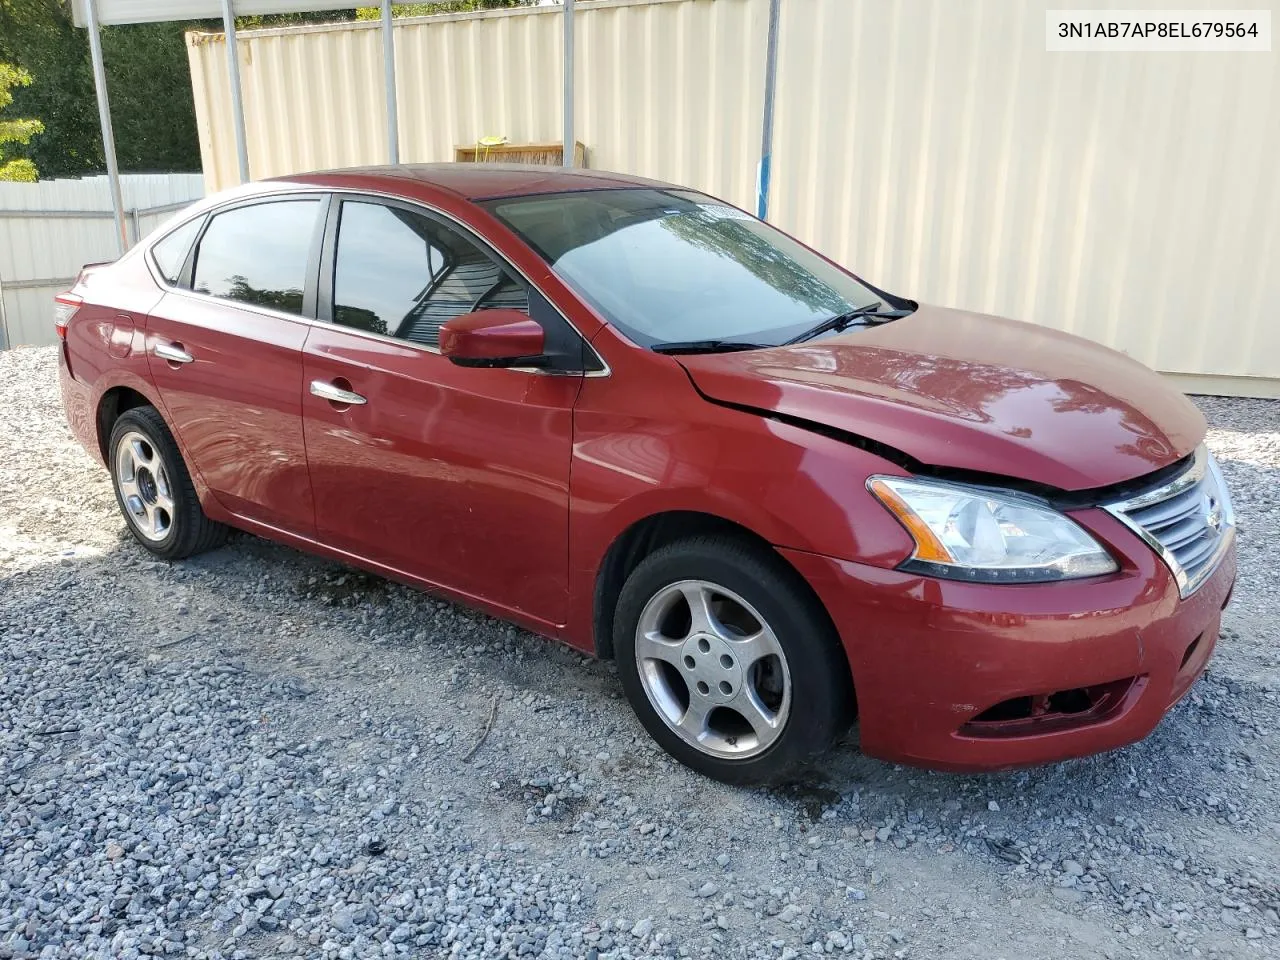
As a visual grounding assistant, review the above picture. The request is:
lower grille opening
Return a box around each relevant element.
[1047,687,1093,714]
[972,696,1034,724]
[970,688,1098,724]
[961,677,1142,739]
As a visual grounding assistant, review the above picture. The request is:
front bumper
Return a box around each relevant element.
[783,508,1237,772]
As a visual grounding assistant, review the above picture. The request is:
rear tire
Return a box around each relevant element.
[614,535,853,785]
[108,406,228,560]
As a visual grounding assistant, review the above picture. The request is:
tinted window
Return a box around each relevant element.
[332,200,528,348]
[151,216,203,285]
[192,200,320,316]
[484,189,881,347]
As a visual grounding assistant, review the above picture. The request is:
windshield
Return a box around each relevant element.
[483,189,884,347]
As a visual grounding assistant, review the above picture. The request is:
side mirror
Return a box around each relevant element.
[439,309,547,368]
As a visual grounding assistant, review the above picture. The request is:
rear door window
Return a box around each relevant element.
[331,200,528,348]
[192,200,321,316]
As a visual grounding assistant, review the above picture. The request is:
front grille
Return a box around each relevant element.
[1104,445,1235,598]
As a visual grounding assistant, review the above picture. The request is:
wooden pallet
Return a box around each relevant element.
[454,141,589,167]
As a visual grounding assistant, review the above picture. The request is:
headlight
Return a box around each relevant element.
[867,476,1118,583]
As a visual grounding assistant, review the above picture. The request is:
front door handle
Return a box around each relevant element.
[154,342,194,364]
[310,379,367,406]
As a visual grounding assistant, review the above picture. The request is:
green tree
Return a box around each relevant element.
[0,1,355,179]
[355,1,530,19]
[1,1,98,176]
[0,1,532,180]
[233,10,355,30]
[0,62,43,180]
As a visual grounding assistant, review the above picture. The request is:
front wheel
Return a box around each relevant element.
[614,536,853,785]
[109,406,228,560]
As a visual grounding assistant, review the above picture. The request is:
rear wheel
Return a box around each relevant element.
[108,406,228,559]
[614,536,852,785]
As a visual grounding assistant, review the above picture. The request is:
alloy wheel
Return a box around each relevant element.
[114,430,175,542]
[634,579,792,759]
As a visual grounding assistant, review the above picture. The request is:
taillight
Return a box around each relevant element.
[53,293,83,340]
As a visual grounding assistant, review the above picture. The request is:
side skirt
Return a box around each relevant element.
[218,512,572,650]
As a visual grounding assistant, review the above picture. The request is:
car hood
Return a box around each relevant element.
[677,305,1205,491]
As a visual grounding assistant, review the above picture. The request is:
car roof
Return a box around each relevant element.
[273,163,677,201]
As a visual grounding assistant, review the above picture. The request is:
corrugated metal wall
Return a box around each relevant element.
[176,0,1275,396]
[0,174,204,348]
[767,0,1280,396]
[188,0,767,209]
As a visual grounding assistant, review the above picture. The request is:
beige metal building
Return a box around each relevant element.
[184,0,1279,396]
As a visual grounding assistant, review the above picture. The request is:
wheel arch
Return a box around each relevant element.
[96,385,158,463]
[96,384,222,519]
[592,510,857,713]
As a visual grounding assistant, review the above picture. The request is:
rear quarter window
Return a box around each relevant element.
[150,217,204,285]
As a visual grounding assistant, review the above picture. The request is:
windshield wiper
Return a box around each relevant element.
[650,339,773,355]
[784,303,914,345]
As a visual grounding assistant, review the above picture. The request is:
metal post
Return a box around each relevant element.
[562,0,575,167]
[757,0,781,220]
[221,0,251,183]
[381,0,400,164]
[0,268,10,350]
[84,0,127,254]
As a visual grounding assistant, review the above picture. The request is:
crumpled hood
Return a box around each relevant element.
[678,304,1205,491]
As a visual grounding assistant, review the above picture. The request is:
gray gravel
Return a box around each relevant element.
[1,344,1278,959]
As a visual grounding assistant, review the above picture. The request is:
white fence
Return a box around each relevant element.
[0,174,205,349]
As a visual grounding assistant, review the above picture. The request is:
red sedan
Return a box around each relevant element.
[56,165,1236,784]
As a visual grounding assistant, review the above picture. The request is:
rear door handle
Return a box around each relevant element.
[154,342,194,364]
[310,379,367,406]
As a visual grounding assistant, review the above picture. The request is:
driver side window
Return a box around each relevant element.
[331,200,529,348]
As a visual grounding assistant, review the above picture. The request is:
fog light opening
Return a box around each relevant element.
[1180,635,1201,672]
[971,696,1034,723]
[1047,688,1093,715]
[962,677,1140,739]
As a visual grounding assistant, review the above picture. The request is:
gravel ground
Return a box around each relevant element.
[1,344,1277,960]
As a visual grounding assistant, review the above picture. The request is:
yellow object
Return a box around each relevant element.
[476,135,509,162]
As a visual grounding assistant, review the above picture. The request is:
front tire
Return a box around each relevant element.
[614,536,853,785]
[108,406,228,560]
